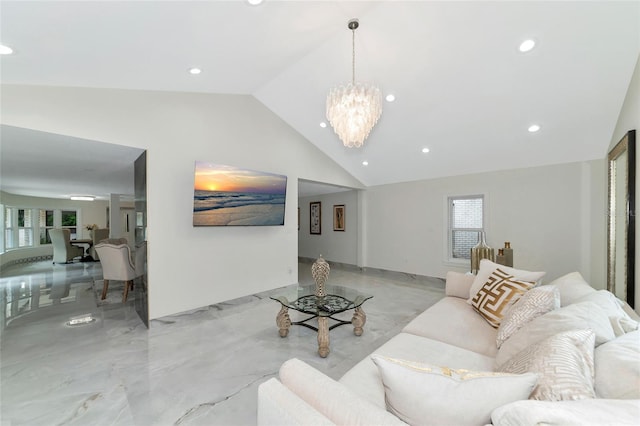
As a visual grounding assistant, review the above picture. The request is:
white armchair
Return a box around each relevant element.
[95,242,137,303]
[49,228,84,264]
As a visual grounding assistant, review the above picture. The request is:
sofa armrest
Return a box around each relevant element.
[445,271,475,299]
[279,358,406,426]
[258,378,336,426]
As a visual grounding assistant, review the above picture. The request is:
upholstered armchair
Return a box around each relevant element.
[49,228,84,264]
[89,228,110,260]
[95,242,137,303]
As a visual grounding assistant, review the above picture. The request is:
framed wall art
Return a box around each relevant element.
[333,205,345,231]
[310,201,321,234]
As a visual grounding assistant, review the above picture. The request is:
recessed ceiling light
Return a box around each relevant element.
[188,68,202,75]
[362,161,369,166]
[0,44,14,55]
[247,0,264,5]
[519,39,536,53]
[70,195,95,201]
[320,122,327,128]
[528,124,541,133]
[422,147,430,153]
[385,94,396,102]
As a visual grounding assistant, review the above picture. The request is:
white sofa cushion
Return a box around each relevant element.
[468,259,545,305]
[402,297,498,357]
[574,290,639,336]
[257,378,336,426]
[496,285,560,348]
[339,332,495,409]
[496,301,615,367]
[498,329,596,401]
[545,271,595,306]
[445,271,475,299]
[278,358,404,426]
[492,399,640,426]
[470,268,536,328]
[594,330,640,399]
[371,355,537,426]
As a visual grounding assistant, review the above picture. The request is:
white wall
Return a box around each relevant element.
[0,191,109,266]
[363,160,605,285]
[610,54,640,310]
[0,85,363,319]
[298,190,358,265]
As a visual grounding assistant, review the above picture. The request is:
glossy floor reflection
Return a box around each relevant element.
[1,260,445,425]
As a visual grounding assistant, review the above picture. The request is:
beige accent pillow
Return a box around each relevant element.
[445,271,475,299]
[468,259,545,305]
[471,268,536,328]
[371,355,537,426]
[574,290,639,336]
[496,301,615,367]
[546,271,595,306]
[496,285,560,348]
[498,329,596,401]
[594,330,640,399]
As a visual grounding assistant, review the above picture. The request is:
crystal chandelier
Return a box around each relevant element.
[326,19,382,148]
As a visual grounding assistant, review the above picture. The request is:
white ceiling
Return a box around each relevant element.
[1,1,639,199]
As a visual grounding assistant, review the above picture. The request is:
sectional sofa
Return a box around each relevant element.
[257,260,640,425]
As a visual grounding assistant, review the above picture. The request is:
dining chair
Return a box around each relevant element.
[49,228,84,264]
[95,242,137,303]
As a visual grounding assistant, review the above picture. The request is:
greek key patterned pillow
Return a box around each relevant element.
[498,329,596,401]
[496,285,561,348]
[471,268,536,328]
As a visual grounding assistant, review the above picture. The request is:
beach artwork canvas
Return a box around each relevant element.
[193,162,287,226]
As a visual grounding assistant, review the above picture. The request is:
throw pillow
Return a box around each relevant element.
[498,329,596,401]
[468,259,546,305]
[574,290,639,336]
[545,271,595,306]
[371,355,537,426]
[496,301,615,367]
[470,268,536,328]
[496,285,560,348]
[594,330,640,399]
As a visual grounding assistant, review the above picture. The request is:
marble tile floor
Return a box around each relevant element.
[0,260,445,426]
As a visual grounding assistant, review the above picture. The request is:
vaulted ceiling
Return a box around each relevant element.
[1,1,638,199]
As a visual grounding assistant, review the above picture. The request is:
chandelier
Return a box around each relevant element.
[326,19,382,148]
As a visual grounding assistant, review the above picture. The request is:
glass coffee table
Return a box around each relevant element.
[270,284,373,357]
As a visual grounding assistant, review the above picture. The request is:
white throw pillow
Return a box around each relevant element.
[468,259,545,305]
[594,330,640,399]
[498,329,596,401]
[496,301,615,367]
[545,271,595,306]
[574,290,639,336]
[470,268,536,328]
[371,355,537,426]
[496,285,560,348]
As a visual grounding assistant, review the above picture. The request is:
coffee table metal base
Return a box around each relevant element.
[275,307,367,358]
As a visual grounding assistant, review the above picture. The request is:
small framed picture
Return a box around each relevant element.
[310,201,321,234]
[333,205,345,231]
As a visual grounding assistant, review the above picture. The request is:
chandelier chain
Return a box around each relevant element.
[351,27,356,85]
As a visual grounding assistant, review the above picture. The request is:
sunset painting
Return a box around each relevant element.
[193,162,287,226]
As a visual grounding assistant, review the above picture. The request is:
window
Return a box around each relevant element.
[61,210,77,239]
[17,209,33,247]
[449,195,484,260]
[1,206,79,251]
[39,209,54,244]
